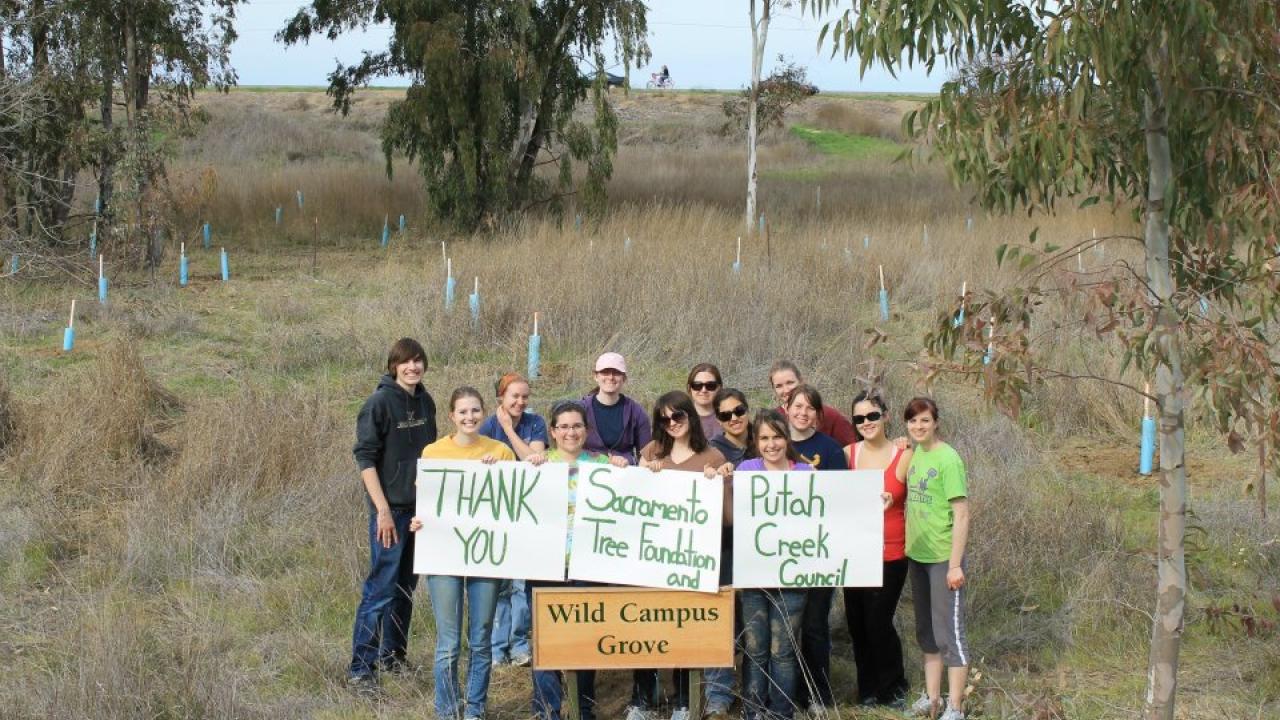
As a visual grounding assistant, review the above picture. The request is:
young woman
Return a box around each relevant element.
[842,391,911,708]
[527,400,627,720]
[411,387,516,720]
[479,372,548,668]
[736,410,813,720]
[347,338,438,692]
[897,397,971,720]
[768,360,857,446]
[581,352,651,464]
[708,387,753,468]
[638,391,727,720]
[783,384,846,716]
[686,363,724,440]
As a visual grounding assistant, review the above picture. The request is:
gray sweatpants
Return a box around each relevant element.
[908,558,969,668]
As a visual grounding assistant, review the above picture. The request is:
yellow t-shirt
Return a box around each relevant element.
[421,434,517,461]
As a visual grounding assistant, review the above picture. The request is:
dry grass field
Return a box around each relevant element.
[0,88,1277,720]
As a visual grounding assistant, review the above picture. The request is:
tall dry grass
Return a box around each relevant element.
[5,89,1276,719]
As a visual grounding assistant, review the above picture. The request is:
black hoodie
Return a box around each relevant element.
[352,374,438,508]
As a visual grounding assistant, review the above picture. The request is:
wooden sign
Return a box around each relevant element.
[531,586,734,670]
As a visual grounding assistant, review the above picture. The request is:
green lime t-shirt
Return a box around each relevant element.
[905,442,968,563]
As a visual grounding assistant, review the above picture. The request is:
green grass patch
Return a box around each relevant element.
[790,125,902,158]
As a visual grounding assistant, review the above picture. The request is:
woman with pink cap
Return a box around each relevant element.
[580,352,652,465]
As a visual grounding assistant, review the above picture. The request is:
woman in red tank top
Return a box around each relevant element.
[841,391,912,708]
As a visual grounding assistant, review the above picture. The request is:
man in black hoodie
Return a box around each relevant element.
[347,337,438,692]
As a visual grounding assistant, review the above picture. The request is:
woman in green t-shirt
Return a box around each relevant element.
[895,397,971,720]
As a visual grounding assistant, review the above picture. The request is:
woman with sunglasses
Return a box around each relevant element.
[735,409,812,720]
[410,386,515,720]
[703,387,754,719]
[638,391,727,720]
[842,391,911,708]
[783,384,846,717]
[582,352,651,465]
[479,372,548,668]
[897,397,970,720]
[528,400,628,720]
[687,363,724,440]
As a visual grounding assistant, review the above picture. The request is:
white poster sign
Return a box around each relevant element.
[733,469,884,587]
[568,464,724,592]
[414,459,570,581]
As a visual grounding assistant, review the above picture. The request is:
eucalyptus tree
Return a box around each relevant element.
[807,1,1280,717]
[279,0,649,230]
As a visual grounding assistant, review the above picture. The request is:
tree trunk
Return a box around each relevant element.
[745,0,769,235]
[98,57,116,226]
[1141,70,1187,720]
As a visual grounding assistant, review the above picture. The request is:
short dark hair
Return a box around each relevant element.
[686,363,723,389]
[549,400,589,430]
[785,383,823,414]
[386,337,427,375]
[851,390,888,442]
[752,409,801,464]
[448,386,485,412]
[713,387,754,454]
[903,396,939,422]
[651,390,708,458]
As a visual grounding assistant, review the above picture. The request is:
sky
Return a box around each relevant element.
[228,0,943,92]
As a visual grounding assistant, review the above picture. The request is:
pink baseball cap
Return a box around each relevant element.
[594,352,628,374]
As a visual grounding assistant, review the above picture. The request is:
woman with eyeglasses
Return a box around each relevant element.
[783,384,846,717]
[735,409,813,720]
[409,386,515,720]
[527,400,627,720]
[582,352,651,465]
[638,391,727,720]
[687,363,724,440]
[842,391,911,708]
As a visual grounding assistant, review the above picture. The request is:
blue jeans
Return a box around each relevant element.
[702,543,736,712]
[740,589,806,720]
[529,581,599,720]
[795,588,835,708]
[492,579,532,662]
[427,575,502,718]
[348,509,418,678]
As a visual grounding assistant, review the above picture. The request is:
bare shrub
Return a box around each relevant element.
[811,101,905,142]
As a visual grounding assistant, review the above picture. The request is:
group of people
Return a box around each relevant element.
[349,338,972,720]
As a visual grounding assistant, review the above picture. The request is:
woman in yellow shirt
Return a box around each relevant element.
[411,386,515,720]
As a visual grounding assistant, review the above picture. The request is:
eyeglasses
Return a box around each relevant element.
[553,423,586,431]
[689,381,721,392]
[660,409,689,426]
[716,405,749,422]
[852,411,884,425]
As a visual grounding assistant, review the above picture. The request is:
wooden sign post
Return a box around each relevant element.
[531,586,735,720]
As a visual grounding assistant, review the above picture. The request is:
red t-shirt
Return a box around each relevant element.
[849,442,907,562]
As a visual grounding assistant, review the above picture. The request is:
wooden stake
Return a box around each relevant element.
[474,276,479,294]
[1144,382,1151,418]
[447,257,452,280]
[533,312,539,336]
[99,254,104,279]
[878,265,885,291]
[69,299,76,329]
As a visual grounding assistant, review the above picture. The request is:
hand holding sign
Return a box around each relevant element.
[414,459,570,580]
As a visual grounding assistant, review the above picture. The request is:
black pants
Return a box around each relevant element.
[843,558,909,704]
[794,587,835,708]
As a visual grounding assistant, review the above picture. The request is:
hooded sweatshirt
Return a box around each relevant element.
[580,390,651,464]
[353,374,438,508]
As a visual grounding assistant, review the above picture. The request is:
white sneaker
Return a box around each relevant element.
[806,704,828,720]
[907,692,939,717]
[939,704,965,720]
[671,708,690,720]
[624,706,651,720]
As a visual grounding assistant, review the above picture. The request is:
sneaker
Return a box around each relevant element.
[939,704,965,720]
[491,654,510,668]
[907,692,940,718]
[703,704,731,720]
[806,703,828,720]
[624,706,651,720]
[671,708,690,720]
[378,658,416,677]
[511,652,532,667]
[346,674,379,698]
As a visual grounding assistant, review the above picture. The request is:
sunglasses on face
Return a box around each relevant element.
[660,409,689,426]
[716,405,749,422]
[689,381,721,392]
[852,411,884,425]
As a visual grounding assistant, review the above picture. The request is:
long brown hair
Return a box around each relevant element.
[651,390,709,458]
